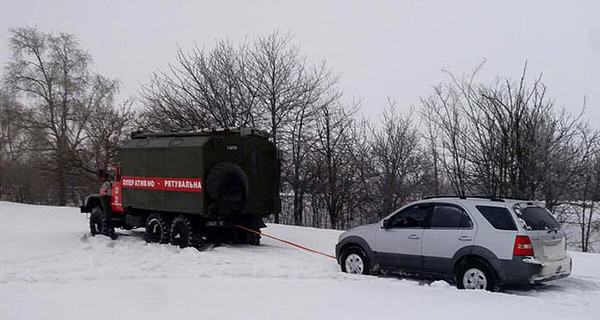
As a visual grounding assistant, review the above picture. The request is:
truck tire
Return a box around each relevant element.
[170,215,194,248]
[146,213,170,244]
[235,228,261,246]
[89,206,115,238]
[206,162,248,217]
[247,232,261,246]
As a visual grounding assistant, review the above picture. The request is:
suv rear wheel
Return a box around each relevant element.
[341,247,371,275]
[456,259,498,291]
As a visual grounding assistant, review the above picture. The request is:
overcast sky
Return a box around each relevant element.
[1,0,599,126]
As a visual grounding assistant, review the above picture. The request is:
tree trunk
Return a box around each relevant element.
[56,137,68,206]
[57,155,67,206]
[329,204,338,230]
[293,187,304,226]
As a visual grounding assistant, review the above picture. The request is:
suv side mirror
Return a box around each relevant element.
[382,219,390,229]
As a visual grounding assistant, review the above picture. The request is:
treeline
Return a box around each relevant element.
[1,27,598,251]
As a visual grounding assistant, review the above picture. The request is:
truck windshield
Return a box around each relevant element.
[513,204,561,231]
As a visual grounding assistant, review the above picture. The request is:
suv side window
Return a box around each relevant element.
[476,205,517,230]
[430,204,473,229]
[388,204,430,228]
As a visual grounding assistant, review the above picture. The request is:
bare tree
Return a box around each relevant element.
[4,27,120,205]
[369,102,428,218]
[281,63,340,226]
[420,64,600,251]
[141,32,342,224]
[422,65,584,200]
[559,126,600,252]
[421,85,469,196]
[250,32,306,146]
[248,32,311,223]
[310,101,358,229]
[141,40,259,131]
[75,93,135,202]
[0,88,31,200]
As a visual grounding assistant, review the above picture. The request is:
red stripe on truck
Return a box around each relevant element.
[120,176,203,193]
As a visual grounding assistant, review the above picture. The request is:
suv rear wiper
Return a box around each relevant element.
[547,227,559,234]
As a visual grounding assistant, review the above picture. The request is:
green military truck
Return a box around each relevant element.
[80,127,281,247]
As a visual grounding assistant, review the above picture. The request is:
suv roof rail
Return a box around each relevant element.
[422,195,536,202]
[422,195,506,202]
[131,127,271,140]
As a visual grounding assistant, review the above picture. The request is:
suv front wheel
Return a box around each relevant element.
[341,247,371,275]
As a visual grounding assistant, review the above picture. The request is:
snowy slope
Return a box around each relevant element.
[0,201,599,320]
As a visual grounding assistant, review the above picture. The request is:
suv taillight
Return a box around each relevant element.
[513,235,534,256]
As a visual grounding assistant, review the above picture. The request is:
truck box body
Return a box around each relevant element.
[119,131,279,219]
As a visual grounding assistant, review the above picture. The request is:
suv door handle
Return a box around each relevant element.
[458,236,473,241]
[408,234,420,240]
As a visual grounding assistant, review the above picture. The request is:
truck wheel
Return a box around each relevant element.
[247,232,261,246]
[170,215,194,248]
[206,162,248,217]
[234,228,261,246]
[90,206,115,238]
[146,213,170,244]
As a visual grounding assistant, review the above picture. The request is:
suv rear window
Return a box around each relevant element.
[513,205,560,231]
[476,206,517,230]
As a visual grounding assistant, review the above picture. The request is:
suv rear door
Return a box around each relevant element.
[421,203,476,275]
[375,203,431,272]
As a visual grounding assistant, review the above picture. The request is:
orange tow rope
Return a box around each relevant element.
[234,224,337,260]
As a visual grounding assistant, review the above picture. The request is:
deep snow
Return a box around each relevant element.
[0,201,599,319]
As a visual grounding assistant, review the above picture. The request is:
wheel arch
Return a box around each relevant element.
[336,236,376,265]
[452,246,503,281]
[84,195,112,216]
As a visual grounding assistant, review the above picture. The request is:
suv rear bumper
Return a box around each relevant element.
[497,254,572,285]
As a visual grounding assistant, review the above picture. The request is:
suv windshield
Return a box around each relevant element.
[513,204,561,231]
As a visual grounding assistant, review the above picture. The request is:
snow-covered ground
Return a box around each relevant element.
[0,201,599,320]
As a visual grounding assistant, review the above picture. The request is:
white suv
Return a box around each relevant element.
[335,197,572,290]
